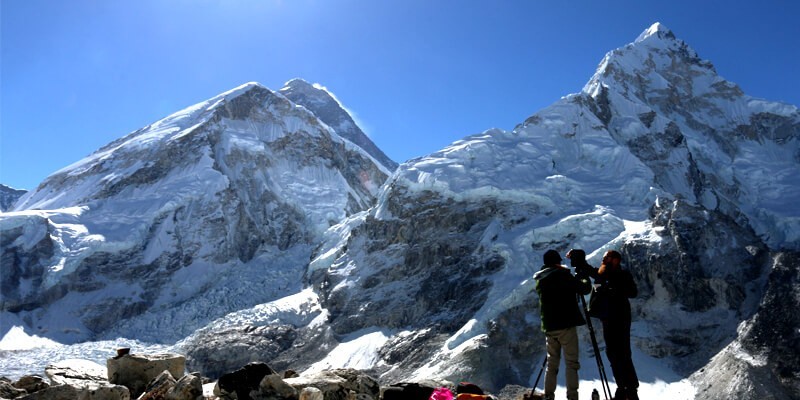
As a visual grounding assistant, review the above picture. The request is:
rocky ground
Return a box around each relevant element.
[0,351,537,400]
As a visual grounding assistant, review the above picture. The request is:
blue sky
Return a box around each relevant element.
[2,0,799,190]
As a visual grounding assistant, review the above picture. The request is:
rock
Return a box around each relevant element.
[166,374,203,400]
[107,353,185,398]
[1,379,28,398]
[298,387,322,400]
[185,324,297,379]
[252,374,296,399]
[214,362,276,400]
[46,359,107,386]
[77,382,130,400]
[18,383,128,400]
[14,375,49,393]
[40,359,129,400]
[18,384,78,400]
[282,370,299,380]
[284,369,379,400]
[137,370,176,400]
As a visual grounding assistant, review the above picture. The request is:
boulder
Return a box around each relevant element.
[46,360,107,386]
[14,375,49,393]
[284,369,379,400]
[17,383,128,400]
[167,374,203,400]
[38,359,130,400]
[137,371,176,400]
[107,353,185,398]
[1,379,27,398]
[298,387,323,400]
[252,374,296,399]
[18,384,78,400]
[214,362,276,400]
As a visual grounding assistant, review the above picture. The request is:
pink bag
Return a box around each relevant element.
[430,387,454,400]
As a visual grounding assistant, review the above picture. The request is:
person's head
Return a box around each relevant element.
[602,250,622,268]
[543,249,562,266]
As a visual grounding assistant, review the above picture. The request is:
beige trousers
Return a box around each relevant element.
[544,326,581,400]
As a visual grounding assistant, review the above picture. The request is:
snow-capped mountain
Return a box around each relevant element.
[179,23,798,399]
[1,82,391,344]
[1,23,798,400]
[0,184,26,211]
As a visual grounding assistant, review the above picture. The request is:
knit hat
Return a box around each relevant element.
[543,249,562,265]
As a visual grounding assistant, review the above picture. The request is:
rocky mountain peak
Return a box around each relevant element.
[0,184,27,211]
[585,22,712,102]
[634,22,676,43]
[1,79,392,344]
[280,79,398,171]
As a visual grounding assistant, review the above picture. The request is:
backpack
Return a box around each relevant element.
[455,382,492,400]
[455,395,492,400]
[456,382,484,395]
[383,382,435,400]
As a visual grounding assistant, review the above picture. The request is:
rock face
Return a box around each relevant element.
[689,251,800,400]
[0,82,391,343]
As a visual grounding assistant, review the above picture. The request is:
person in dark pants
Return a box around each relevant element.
[569,249,639,400]
[534,249,592,400]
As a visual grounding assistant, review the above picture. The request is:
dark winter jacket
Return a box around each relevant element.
[587,265,637,322]
[534,265,592,332]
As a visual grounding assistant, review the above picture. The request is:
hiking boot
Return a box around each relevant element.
[625,388,639,400]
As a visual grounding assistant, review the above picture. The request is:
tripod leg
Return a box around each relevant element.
[528,354,547,397]
[579,294,612,400]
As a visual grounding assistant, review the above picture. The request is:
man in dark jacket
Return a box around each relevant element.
[569,249,639,400]
[534,249,592,400]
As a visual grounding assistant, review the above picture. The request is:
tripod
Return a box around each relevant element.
[525,354,547,399]
[579,293,612,400]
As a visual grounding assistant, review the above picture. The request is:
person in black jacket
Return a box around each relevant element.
[534,249,592,400]
[569,249,639,400]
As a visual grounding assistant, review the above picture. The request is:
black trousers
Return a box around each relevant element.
[602,318,639,390]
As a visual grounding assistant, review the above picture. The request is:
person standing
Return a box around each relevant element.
[569,249,640,400]
[534,249,592,400]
